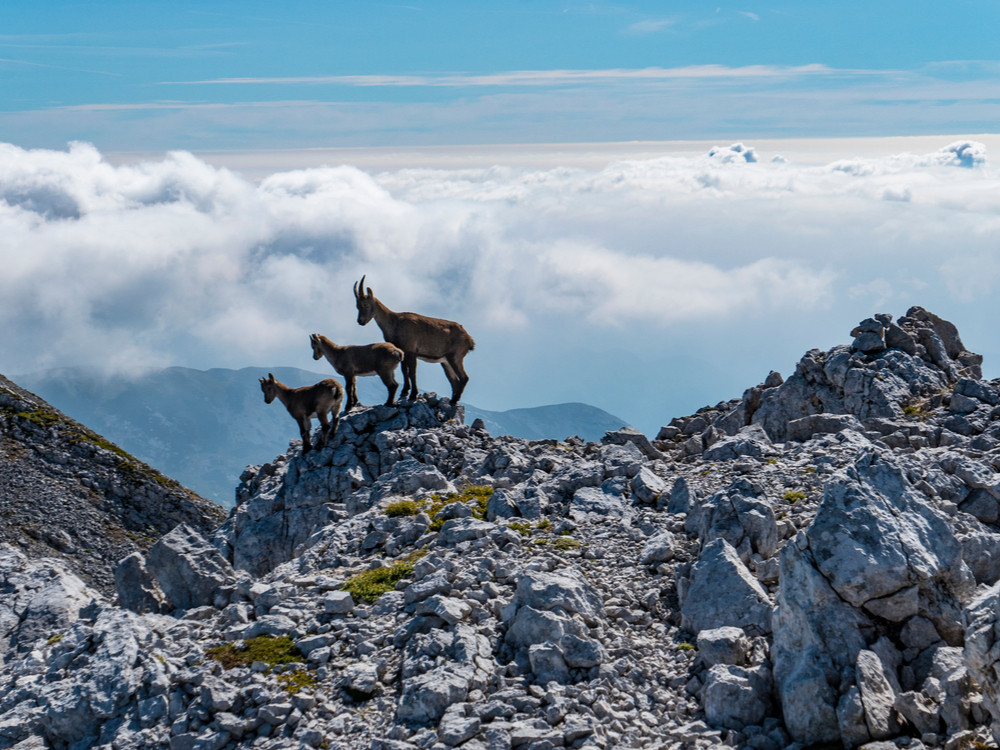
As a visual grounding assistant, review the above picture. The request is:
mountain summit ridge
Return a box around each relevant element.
[4,307,1000,748]
[0,373,224,595]
[16,365,628,506]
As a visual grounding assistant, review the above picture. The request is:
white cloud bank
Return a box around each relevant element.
[1,139,998,430]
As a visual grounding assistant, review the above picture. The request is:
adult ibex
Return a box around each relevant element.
[309,333,403,411]
[259,373,343,453]
[354,275,475,403]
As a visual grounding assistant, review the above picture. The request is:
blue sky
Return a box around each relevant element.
[4,2,1000,149]
[2,3,1000,437]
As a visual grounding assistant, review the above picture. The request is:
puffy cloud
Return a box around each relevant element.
[707,143,758,163]
[1,139,998,432]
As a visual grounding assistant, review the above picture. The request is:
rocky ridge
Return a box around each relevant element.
[5,307,1000,749]
[0,374,224,595]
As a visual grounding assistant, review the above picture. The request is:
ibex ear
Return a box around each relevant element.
[366,286,373,299]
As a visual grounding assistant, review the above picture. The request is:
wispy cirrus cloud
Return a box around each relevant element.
[0,56,120,76]
[624,19,674,35]
[170,63,838,88]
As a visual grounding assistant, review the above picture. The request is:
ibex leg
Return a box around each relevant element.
[317,411,331,449]
[379,369,398,406]
[403,352,419,400]
[345,376,358,411]
[297,417,313,453]
[443,354,470,403]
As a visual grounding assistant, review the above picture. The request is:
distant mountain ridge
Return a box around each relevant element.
[463,402,627,442]
[17,366,628,507]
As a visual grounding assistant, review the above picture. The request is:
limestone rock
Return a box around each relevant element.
[639,530,677,566]
[702,663,771,730]
[687,481,777,561]
[855,649,900,739]
[808,451,969,612]
[630,466,667,506]
[145,524,236,612]
[0,546,98,664]
[681,539,773,636]
[785,413,864,442]
[702,425,777,461]
[696,627,750,667]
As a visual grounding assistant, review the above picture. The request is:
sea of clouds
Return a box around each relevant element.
[1,139,997,432]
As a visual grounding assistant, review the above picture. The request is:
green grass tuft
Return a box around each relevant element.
[553,536,581,551]
[507,521,532,537]
[342,549,426,603]
[384,500,420,517]
[783,491,806,504]
[424,485,493,530]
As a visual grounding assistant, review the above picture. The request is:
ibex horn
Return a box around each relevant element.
[359,274,367,295]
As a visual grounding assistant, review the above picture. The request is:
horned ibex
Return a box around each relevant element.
[354,276,475,403]
[259,373,343,453]
[309,333,403,410]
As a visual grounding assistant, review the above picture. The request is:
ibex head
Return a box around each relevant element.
[354,275,375,325]
[309,333,324,360]
[259,373,278,403]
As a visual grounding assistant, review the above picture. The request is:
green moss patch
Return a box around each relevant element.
[14,408,63,428]
[206,635,303,671]
[277,670,318,694]
[388,485,494,531]
[384,500,421,517]
[342,549,427,603]
[782,491,806,504]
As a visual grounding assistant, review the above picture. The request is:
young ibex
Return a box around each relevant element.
[309,333,403,410]
[259,373,343,453]
[354,275,475,403]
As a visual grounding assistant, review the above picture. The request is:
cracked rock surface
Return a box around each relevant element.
[4,306,1000,749]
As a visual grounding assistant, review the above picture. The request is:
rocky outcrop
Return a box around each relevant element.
[772,448,975,745]
[0,373,224,595]
[700,307,984,444]
[6,306,1000,749]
